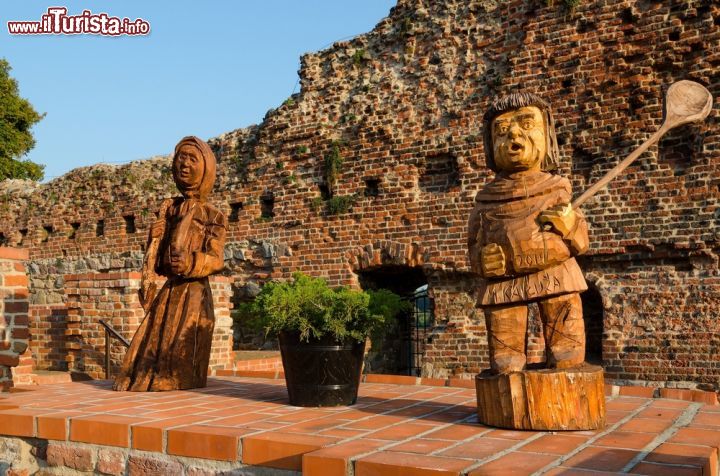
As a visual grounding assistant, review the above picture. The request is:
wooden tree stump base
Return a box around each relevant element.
[475,364,606,431]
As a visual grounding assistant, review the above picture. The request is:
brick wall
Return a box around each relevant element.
[64,272,144,378]
[29,305,68,371]
[234,356,283,372]
[1,0,719,388]
[0,247,30,391]
[584,255,720,391]
[61,272,233,379]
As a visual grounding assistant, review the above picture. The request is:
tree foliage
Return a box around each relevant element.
[0,58,45,181]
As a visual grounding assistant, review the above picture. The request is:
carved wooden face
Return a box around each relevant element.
[491,106,547,173]
[173,144,204,191]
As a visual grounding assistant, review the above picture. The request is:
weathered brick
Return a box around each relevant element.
[5,302,28,314]
[96,448,127,476]
[46,443,94,471]
[127,455,183,476]
[0,354,20,367]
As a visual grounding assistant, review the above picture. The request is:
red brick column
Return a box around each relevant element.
[0,247,30,392]
[209,276,234,374]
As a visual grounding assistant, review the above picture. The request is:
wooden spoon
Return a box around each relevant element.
[572,80,713,209]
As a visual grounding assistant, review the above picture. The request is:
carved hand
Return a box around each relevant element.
[150,221,165,239]
[169,248,191,276]
[481,243,506,278]
[539,204,576,237]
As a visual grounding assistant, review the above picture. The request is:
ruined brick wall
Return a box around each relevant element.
[584,253,720,390]
[0,248,30,391]
[1,0,719,387]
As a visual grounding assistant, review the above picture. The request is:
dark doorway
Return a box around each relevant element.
[581,284,604,364]
[358,266,434,376]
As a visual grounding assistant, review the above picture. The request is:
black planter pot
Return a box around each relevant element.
[278,331,366,407]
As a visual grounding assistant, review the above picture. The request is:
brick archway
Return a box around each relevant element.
[345,240,427,275]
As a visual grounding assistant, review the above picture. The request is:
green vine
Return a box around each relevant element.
[310,197,324,212]
[282,174,297,185]
[400,17,413,37]
[141,178,156,192]
[326,195,357,215]
[310,194,358,216]
[323,141,344,193]
[352,49,367,67]
[546,0,582,9]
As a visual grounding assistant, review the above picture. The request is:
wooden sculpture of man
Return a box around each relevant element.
[114,136,227,392]
[469,93,604,430]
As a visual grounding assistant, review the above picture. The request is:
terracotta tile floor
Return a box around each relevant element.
[0,376,718,475]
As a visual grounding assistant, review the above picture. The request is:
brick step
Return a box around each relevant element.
[33,371,74,385]
[21,371,74,386]
[232,352,283,372]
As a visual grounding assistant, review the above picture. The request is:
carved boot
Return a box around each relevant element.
[484,304,528,373]
[539,292,585,369]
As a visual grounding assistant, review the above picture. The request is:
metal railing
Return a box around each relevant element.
[400,286,434,377]
[98,319,130,379]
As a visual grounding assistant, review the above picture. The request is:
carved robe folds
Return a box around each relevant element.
[468,171,589,306]
[114,136,227,392]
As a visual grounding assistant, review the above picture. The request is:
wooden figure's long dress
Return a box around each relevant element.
[114,137,226,391]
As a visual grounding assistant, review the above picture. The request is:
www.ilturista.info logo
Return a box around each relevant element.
[7,7,150,36]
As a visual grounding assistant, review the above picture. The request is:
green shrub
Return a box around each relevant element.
[546,0,582,9]
[326,194,356,214]
[352,49,366,67]
[247,273,408,343]
[309,197,324,212]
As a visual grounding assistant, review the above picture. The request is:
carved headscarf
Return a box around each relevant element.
[482,92,560,173]
[172,136,217,201]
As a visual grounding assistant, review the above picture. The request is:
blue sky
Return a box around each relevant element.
[1,1,396,181]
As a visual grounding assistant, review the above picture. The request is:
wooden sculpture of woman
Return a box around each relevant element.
[114,136,227,391]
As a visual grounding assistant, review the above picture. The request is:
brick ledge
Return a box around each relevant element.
[216,370,719,405]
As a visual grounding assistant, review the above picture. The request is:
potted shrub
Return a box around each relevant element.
[247,272,407,407]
